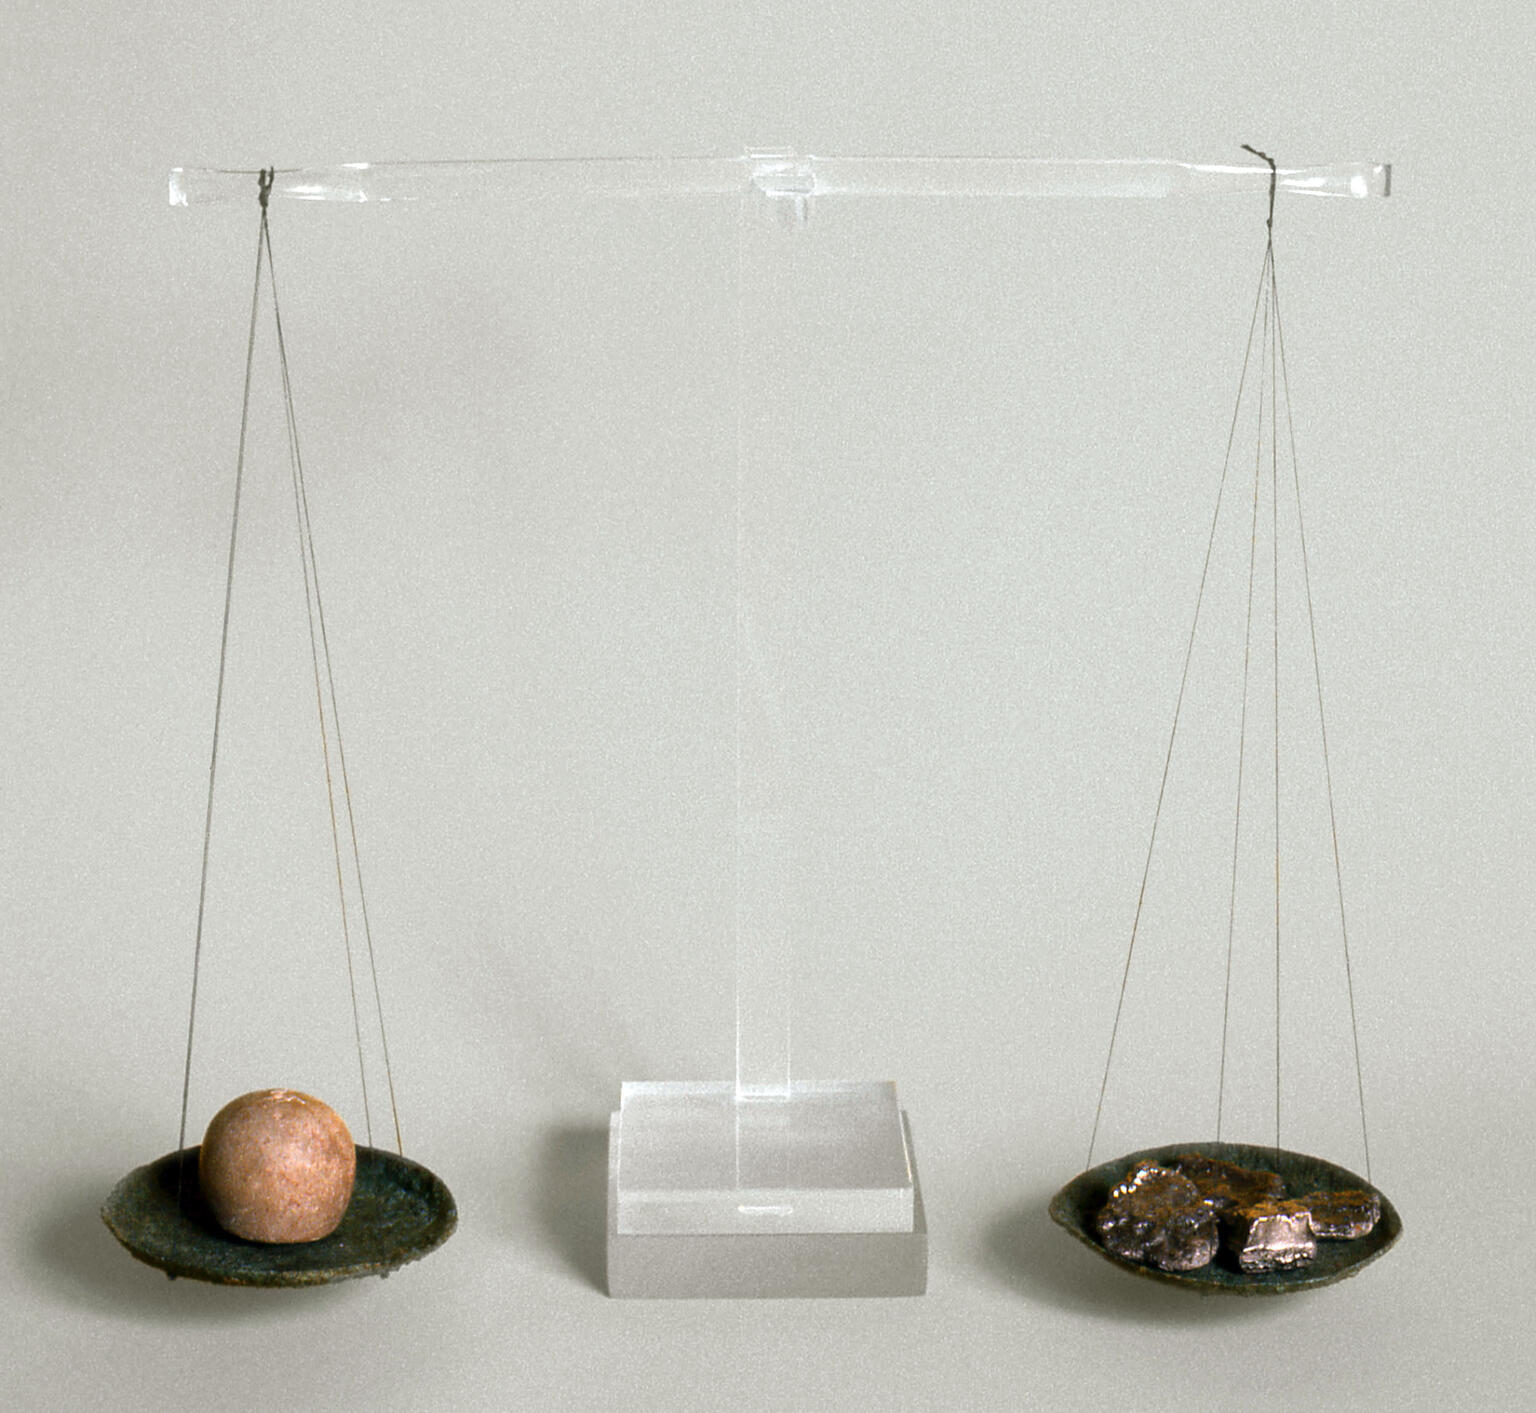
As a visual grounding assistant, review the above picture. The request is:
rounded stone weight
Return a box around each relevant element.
[200,1089,356,1242]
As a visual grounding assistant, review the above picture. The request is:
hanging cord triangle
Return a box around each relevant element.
[1268,247,1374,1183]
[263,185,404,1159]
[1086,146,1373,1184]
[177,166,403,1207]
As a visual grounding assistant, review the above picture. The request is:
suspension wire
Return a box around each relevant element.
[176,168,404,1173]
[259,222,374,1149]
[1268,245,1282,1164]
[1085,249,1273,1168]
[276,296,404,1157]
[1217,241,1272,1143]
[176,172,270,1201]
[263,214,404,1154]
[1271,258,1374,1182]
[1089,144,1374,1175]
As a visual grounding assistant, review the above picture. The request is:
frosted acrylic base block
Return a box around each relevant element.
[606,1081,927,1298]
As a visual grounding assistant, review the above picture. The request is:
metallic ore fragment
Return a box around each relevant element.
[1172,1152,1287,1216]
[1096,1162,1218,1272]
[1302,1188,1381,1240]
[1226,1199,1317,1272]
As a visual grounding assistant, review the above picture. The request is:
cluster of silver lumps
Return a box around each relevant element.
[1095,1163,1220,1272]
[1095,1154,1381,1274]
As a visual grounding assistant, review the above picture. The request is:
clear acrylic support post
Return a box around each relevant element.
[172,148,1388,1297]
[609,156,927,1297]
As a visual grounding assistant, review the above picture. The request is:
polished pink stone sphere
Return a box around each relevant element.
[199,1089,357,1243]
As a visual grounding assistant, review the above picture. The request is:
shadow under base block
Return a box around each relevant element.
[605,1112,927,1299]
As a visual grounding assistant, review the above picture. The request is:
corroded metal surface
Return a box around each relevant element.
[1172,1152,1287,1216]
[102,1145,455,1286]
[1303,1188,1381,1240]
[1094,1163,1218,1271]
[1049,1141,1401,1295]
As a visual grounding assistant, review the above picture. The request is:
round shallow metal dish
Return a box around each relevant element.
[1049,1139,1400,1295]
[101,1145,456,1286]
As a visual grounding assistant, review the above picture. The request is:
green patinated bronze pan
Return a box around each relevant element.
[1050,1140,1400,1295]
[102,1145,456,1286]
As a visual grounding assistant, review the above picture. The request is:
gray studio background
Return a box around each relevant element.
[3,3,1531,1409]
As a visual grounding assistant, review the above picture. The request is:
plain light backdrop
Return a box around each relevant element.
[3,3,1531,1409]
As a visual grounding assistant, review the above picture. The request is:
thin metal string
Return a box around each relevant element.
[1268,247,1282,1162]
[263,214,404,1154]
[1243,145,1286,1163]
[1086,249,1273,1168]
[1217,240,1272,1142]
[260,225,372,1149]
[176,184,267,1193]
[176,170,404,1172]
[1271,258,1374,1182]
[279,318,404,1157]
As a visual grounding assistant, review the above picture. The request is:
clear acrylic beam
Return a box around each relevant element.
[169,155,1390,206]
